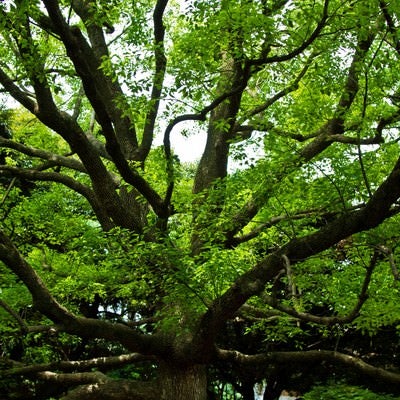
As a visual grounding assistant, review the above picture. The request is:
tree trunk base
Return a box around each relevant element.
[158,362,207,400]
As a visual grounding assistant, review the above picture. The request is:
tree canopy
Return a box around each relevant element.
[1,0,400,399]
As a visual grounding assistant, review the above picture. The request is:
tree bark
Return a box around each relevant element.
[158,362,207,400]
[60,379,157,400]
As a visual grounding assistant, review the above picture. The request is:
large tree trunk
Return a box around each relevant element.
[158,362,207,400]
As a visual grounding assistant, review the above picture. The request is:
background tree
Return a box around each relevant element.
[1,0,400,399]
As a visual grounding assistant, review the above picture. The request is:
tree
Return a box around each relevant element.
[1,0,400,399]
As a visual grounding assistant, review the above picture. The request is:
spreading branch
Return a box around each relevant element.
[0,165,114,229]
[227,205,364,247]
[0,230,170,356]
[4,353,155,376]
[216,348,400,386]
[224,30,376,243]
[59,378,157,400]
[196,153,400,354]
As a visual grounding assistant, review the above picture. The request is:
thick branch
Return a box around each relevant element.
[139,0,169,160]
[70,0,138,159]
[0,230,76,324]
[37,370,109,385]
[1,6,138,229]
[0,166,89,196]
[195,153,400,356]
[0,231,170,355]
[5,353,155,376]
[379,0,400,55]
[0,67,36,113]
[0,165,113,229]
[216,348,400,386]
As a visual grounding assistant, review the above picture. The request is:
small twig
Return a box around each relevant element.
[0,176,16,209]
[0,299,28,332]
[377,245,400,281]
[282,255,296,300]
[282,254,301,316]
[72,84,85,121]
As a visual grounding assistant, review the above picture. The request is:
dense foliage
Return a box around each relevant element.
[304,383,400,400]
[1,0,400,399]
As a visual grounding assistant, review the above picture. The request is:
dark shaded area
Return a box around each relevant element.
[208,318,400,400]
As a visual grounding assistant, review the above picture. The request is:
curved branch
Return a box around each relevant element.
[163,83,248,211]
[229,204,365,247]
[36,371,158,400]
[71,0,138,159]
[0,231,171,356]
[0,165,114,229]
[37,370,109,385]
[43,0,139,161]
[1,6,138,229]
[0,67,37,113]
[328,133,384,145]
[163,84,248,160]
[216,348,400,386]
[377,108,400,136]
[0,230,76,325]
[248,0,329,66]
[0,166,88,195]
[238,53,316,125]
[0,299,28,332]
[235,304,282,324]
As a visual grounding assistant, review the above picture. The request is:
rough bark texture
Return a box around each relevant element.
[60,380,158,400]
[158,363,207,400]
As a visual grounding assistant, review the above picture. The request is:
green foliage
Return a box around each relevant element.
[1,0,400,398]
[304,383,400,400]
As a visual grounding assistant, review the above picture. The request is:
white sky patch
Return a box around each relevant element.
[155,118,266,170]
[172,130,206,163]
